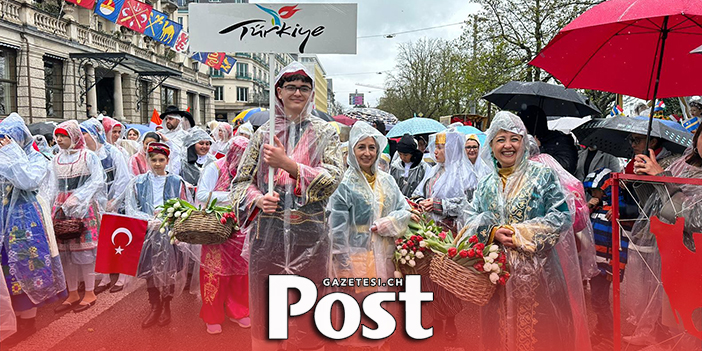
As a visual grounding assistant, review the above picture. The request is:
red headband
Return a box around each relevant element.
[147,142,170,157]
[55,128,69,137]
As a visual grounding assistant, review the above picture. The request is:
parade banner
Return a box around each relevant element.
[220,55,235,74]
[94,0,124,22]
[145,9,183,48]
[66,0,96,10]
[95,213,147,276]
[173,31,190,53]
[117,0,153,34]
[188,3,357,54]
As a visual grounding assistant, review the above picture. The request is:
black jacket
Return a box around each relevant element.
[539,130,579,175]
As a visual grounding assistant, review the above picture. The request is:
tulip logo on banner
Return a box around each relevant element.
[650,216,702,341]
[66,0,97,10]
[95,213,147,276]
[94,0,125,23]
[144,10,182,47]
[188,3,357,55]
[117,0,153,34]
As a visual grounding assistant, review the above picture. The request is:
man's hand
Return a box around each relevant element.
[256,192,280,214]
[263,137,298,177]
[494,227,515,248]
[634,149,664,176]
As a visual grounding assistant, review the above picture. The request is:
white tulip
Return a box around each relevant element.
[419,241,427,248]
[400,249,408,256]
[159,227,166,234]
[416,251,424,259]
[168,212,174,218]
[167,207,175,213]
[400,258,407,264]
[489,245,499,252]
[489,252,499,260]
[394,271,403,279]
[484,257,494,264]
[397,245,402,250]
[404,255,411,261]
[489,272,500,284]
[483,263,493,271]
[173,202,181,209]
[408,260,416,267]
[174,211,182,218]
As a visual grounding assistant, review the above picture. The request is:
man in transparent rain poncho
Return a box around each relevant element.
[458,111,591,351]
[231,62,343,351]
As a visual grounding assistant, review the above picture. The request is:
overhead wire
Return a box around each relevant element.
[357,21,466,39]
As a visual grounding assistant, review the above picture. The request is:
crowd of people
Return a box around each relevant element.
[1,60,701,351]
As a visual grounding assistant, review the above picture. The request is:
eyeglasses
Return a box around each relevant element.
[282,85,312,94]
[627,136,646,145]
[465,146,479,150]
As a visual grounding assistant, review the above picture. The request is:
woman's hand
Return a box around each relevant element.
[419,199,434,213]
[634,149,664,176]
[256,192,280,214]
[494,227,515,248]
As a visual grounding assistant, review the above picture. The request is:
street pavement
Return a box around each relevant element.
[1,278,642,351]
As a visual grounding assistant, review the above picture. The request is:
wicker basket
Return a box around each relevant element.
[171,211,232,245]
[400,251,433,276]
[53,209,84,241]
[429,252,496,306]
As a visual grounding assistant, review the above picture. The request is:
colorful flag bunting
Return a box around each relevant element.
[117,0,153,34]
[220,55,236,74]
[94,0,125,23]
[144,10,182,47]
[66,0,97,10]
[609,104,624,117]
[173,31,190,53]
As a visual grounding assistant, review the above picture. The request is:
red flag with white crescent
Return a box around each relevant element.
[95,213,147,276]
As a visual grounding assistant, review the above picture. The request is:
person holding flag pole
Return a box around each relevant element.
[231,61,343,351]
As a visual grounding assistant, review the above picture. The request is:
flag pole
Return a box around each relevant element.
[268,52,275,194]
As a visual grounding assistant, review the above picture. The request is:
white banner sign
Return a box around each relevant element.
[188,3,357,54]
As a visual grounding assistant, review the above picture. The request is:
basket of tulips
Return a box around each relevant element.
[157,196,238,245]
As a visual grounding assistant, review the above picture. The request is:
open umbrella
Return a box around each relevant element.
[28,122,57,137]
[124,124,154,136]
[343,107,399,125]
[333,115,357,126]
[386,117,446,138]
[547,116,592,134]
[693,44,702,54]
[530,0,702,149]
[233,108,264,123]
[455,125,487,145]
[310,109,334,122]
[482,81,600,117]
[572,116,692,158]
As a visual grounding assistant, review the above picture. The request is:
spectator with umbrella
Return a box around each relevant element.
[389,133,430,197]
[519,105,579,175]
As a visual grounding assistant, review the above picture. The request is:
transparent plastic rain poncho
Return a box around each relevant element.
[0,268,15,341]
[389,152,430,198]
[231,62,343,349]
[195,136,250,276]
[80,119,130,203]
[33,135,53,159]
[235,122,253,139]
[48,120,105,261]
[464,134,491,183]
[412,129,476,226]
[129,132,181,177]
[620,148,702,349]
[0,113,66,305]
[102,116,135,158]
[119,147,190,293]
[210,122,233,157]
[458,111,591,351]
[180,127,215,187]
[527,136,598,280]
[160,113,187,147]
[329,121,410,347]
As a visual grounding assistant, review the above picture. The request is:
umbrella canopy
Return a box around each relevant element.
[482,81,601,117]
[455,125,487,145]
[343,107,399,125]
[386,117,446,138]
[233,107,265,122]
[547,116,592,134]
[28,121,58,137]
[530,0,702,101]
[124,124,154,135]
[333,115,357,126]
[572,116,693,158]
[310,109,334,122]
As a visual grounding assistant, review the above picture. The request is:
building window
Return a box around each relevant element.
[214,86,224,101]
[161,86,179,112]
[177,17,183,25]
[140,80,150,124]
[0,48,17,116]
[199,95,207,124]
[187,92,195,113]
[236,62,248,79]
[210,67,223,77]
[236,87,248,102]
[44,57,64,118]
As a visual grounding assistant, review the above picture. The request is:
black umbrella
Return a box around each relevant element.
[572,116,692,158]
[28,122,58,137]
[482,81,601,117]
[311,109,334,122]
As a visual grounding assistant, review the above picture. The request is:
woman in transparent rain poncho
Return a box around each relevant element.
[49,120,105,313]
[235,122,254,139]
[210,122,234,159]
[33,135,54,159]
[617,123,702,348]
[195,136,251,335]
[180,127,216,189]
[464,133,491,181]
[0,114,66,331]
[126,127,141,142]
[329,121,413,349]
[410,128,475,340]
[389,133,430,197]
[458,111,590,351]
[231,62,343,351]
[79,119,132,294]
[101,116,132,159]
[121,142,189,328]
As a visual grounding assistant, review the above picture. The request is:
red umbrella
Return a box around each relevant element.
[333,114,357,126]
[530,0,702,146]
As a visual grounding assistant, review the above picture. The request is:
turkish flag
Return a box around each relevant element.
[95,213,147,276]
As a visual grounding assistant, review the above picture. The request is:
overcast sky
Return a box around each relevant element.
[256,0,483,111]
